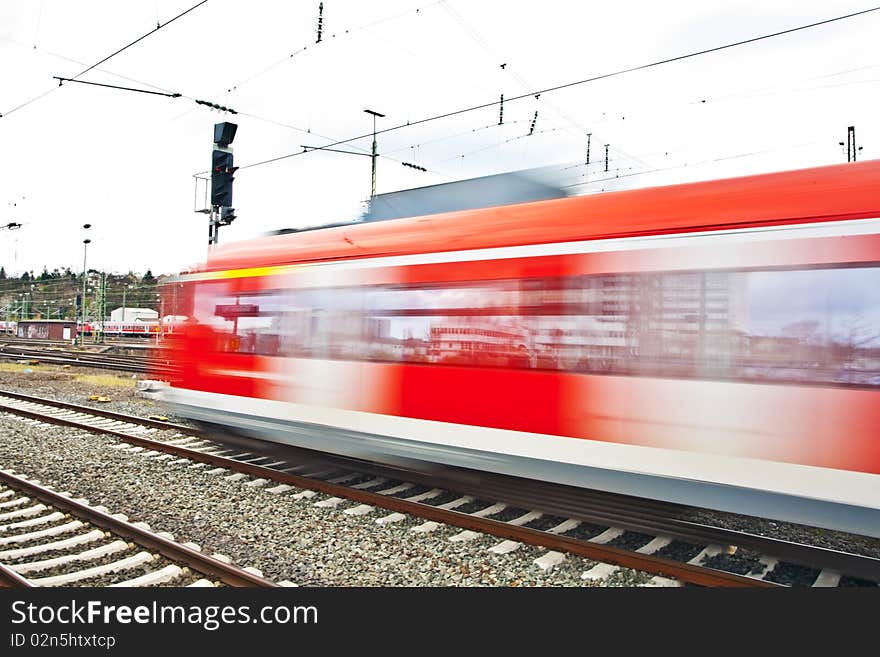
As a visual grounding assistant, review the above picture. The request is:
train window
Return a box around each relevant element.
[191,265,880,387]
[285,265,880,386]
[198,288,286,356]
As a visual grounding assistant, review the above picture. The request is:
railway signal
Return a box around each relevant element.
[209,121,238,246]
[211,150,235,207]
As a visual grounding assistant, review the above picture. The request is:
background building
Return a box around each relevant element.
[110,307,159,322]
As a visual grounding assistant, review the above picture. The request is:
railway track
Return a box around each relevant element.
[0,336,157,348]
[0,468,279,588]
[0,388,877,588]
[0,343,172,375]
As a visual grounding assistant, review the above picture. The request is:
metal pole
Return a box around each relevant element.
[122,286,126,322]
[371,114,377,198]
[79,239,89,347]
[93,278,99,343]
[208,207,218,248]
[156,296,164,346]
[99,272,106,343]
[364,109,384,198]
[586,133,592,165]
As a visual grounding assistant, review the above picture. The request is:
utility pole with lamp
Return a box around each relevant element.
[77,223,92,347]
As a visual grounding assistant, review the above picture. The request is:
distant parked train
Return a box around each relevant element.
[80,321,161,337]
[159,160,880,538]
[2,320,176,338]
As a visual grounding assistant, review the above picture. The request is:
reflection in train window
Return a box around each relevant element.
[196,265,880,386]
[209,291,286,356]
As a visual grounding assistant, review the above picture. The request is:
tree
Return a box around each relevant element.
[0,267,6,280]
[20,271,30,282]
[39,267,51,281]
[142,270,156,285]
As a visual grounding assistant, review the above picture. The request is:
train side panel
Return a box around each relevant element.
[161,162,880,536]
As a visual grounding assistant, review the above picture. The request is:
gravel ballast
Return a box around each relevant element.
[0,410,652,587]
[2,364,879,580]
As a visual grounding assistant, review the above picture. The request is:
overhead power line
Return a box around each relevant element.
[440,1,608,148]
[51,77,181,98]
[47,74,239,113]
[1,0,210,118]
[563,140,823,189]
[26,38,422,174]
[68,0,210,81]
[233,4,880,172]
[223,0,444,95]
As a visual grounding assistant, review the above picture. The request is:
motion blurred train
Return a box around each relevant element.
[159,161,880,537]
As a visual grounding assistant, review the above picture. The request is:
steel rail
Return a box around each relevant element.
[0,398,775,587]
[1,389,878,583]
[0,337,159,348]
[405,466,880,582]
[227,435,880,582]
[0,469,278,587]
[0,349,166,374]
[0,561,33,587]
[0,389,193,430]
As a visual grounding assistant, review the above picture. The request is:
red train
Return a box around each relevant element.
[1,321,161,338]
[81,321,161,337]
[160,160,880,537]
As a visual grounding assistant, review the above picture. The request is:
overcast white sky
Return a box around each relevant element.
[1,0,878,277]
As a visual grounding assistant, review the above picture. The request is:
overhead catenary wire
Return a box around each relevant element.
[431,126,563,165]
[66,0,210,82]
[563,140,824,189]
[439,0,648,169]
[0,32,355,158]
[1,0,211,118]
[51,77,181,98]
[19,34,442,177]
[222,0,445,95]
[229,4,880,173]
[381,119,529,156]
[0,34,181,95]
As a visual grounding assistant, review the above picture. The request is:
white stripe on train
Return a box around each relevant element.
[174,216,880,283]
